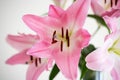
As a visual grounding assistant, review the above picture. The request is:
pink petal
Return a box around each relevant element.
[103,16,117,32]
[6,34,39,51]
[74,29,91,48]
[86,48,114,71]
[102,9,120,17]
[23,14,52,38]
[111,55,120,80]
[6,49,29,65]
[111,68,119,80]
[48,5,64,18]
[91,0,104,16]
[52,47,80,80]
[27,40,52,58]
[26,62,48,80]
[23,14,62,36]
[66,0,91,28]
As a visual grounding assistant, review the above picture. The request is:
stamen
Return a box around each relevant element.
[60,41,63,51]
[53,31,56,37]
[39,58,41,63]
[30,56,33,61]
[111,0,113,7]
[52,40,58,44]
[25,62,28,64]
[115,0,118,5]
[52,31,57,44]
[62,27,64,38]
[104,0,106,3]
[66,29,70,47]
[35,58,38,67]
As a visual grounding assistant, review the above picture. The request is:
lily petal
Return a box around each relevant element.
[26,62,48,80]
[86,48,114,71]
[74,29,91,48]
[27,40,52,58]
[6,49,29,65]
[111,55,120,80]
[66,0,91,28]
[54,54,79,80]
[103,16,117,32]
[86,37,115,71]
[91,0,104,15]
[48,5,64,18]
[6,34,39,51]
[23,14,62,35]
[52,46,80,80]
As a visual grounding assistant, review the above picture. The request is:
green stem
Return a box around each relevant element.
[92,24,101,38]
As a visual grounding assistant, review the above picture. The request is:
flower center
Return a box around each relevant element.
[108,37,120,56]
[102,0,118,10]
[51,27,70,52]
[25,56,41,67]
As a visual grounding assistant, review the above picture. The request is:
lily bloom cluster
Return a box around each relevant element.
[86,0,120,80]
[6,0,120,80]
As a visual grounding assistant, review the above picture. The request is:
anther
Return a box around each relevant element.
[66,29,70,47]
[35,58,38,67]
[30,56,33,61]
[39,58,41,63]
[52,31,58,44]
[62,27,64,38]
[60,41,63,51]
[25,62,28,64]
[53,31,56,37]
[111,0,113,7]
[104,0,106,3]
[115,0,118,5]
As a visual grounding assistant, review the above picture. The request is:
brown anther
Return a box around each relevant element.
[62,27,64,38]
[25,62,28,64]
[111,0,113,7]
[30,56,33,61]
[39,58,41,64]
[66,29,70,47]
[35,58,38,67]
[52,40,57,44]
[104,0,106,3]
[115,0,118,5]
[60,41,63,51]
[52,31,58,44]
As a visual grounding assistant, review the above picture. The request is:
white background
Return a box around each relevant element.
[0,0,109,80]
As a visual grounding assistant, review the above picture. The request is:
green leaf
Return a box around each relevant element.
[88,14,110,33]
[49,64,59,80]
[79,44,96,80]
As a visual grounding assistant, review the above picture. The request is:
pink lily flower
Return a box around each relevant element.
[86,30,120,80]
[6,34,53,80]
[22,0,91,79]
[91,0,120,16]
